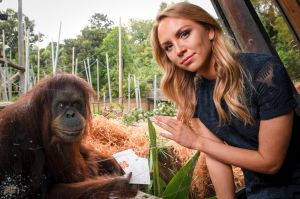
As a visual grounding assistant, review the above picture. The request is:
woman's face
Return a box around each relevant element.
[157,17,216,79]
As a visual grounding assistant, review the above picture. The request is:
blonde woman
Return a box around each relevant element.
[152,2,300,199]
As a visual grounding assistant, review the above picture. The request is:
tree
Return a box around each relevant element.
[251,0,300,80]
[52,13,115,84]
[0,8,39,62]
[89,13,114,30]
[127,19,162,94]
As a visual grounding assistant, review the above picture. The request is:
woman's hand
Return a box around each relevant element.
[153,116,201,149]
[154,116,236,198]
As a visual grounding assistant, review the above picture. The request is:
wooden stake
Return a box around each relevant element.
[118,17,123,105]
[106,53,112,104]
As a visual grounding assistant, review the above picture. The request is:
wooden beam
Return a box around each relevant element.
[0,58,25,72]
[211,0,277,55]
[1,72,20,88]
[275,0,300,42]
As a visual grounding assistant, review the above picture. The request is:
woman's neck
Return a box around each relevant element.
[197,54,217,80]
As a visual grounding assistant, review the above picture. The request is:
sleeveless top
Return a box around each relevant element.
[194,53,300,198]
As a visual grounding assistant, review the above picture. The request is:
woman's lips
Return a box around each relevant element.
[181,54,194,65]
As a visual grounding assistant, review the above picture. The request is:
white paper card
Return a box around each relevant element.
[113,149,150,185]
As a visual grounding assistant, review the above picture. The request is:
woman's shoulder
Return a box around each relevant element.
[236,52,280,67]
[236,52,284,78]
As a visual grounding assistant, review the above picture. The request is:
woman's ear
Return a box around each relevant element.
[208,28,215,41]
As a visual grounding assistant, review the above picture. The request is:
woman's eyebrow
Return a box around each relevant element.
[175,25,190,37]
[159,25,190,47]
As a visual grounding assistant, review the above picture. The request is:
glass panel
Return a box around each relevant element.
[250,0,300,87]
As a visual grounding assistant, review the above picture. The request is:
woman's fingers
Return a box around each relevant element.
[153,116,200,149]
[153,116,179,140]
[153,117,167,129]
[155,115,178,125]
[153,116,175,132]
[159,131,174,139]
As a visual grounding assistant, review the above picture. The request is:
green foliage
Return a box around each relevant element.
[122,101,176,125]
[122,109,153,125]
[153,101,177,116]
[118,103,124,113]
[250,0,300,80]
[162,151,200,199]
[126,19,162,97]
[148,118,165,196]
[1,6,162,101]
[147,119,200,198]
[91,103,102,116]
[0,8,39,63]
[108,103,114,112]
[89,13,114,29]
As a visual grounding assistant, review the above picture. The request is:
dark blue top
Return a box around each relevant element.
[194,53,300,198]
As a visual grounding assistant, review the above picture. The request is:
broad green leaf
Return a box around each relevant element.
[162,151,200,199]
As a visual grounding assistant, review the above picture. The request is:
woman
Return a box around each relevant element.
[151,2,300,199]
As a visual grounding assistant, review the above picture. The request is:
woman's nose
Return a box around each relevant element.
[174,42,186,56]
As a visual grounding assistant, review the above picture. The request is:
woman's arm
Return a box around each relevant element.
[206,155,235,199]
[154,111,294,174]
[190,119,236,199]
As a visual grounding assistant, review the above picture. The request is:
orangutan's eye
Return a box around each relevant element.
[58,102,64,109]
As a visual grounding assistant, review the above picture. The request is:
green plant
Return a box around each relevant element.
[122,109,153,124]
[148,118,165,196]
[153,101,176,116]
[147,118,200,198]
[108,103,114,112]
[118,102,125,113]
[162,151,200,199]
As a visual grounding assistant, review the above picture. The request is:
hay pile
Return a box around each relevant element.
[85,115,149,157]
[86,115,244,198]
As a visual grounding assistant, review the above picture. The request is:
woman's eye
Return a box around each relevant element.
[164,44,173,52]
[180,30,190,39]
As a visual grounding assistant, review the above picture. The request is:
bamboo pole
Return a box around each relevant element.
[72,47,75,75]
[83,59,90,85]
[118,17,123,105]
[1,30,8,101]
[134,74,139,109]
[0,66,6,101]
[87,57,92,87]
[37,33,40,82]
[103,92,106,109]
[105,53,112,104]
[138,80,142,110]
[75,58,78,75]
[54,22,62,74]
[18,0,25,94]
[51,40,55,74]
[96,59,100,102]
[24,29,30,92]
[128,74,131,112]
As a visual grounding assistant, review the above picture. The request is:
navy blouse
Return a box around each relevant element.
[194,53,300,198]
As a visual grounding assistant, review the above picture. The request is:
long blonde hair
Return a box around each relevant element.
[151,2,253,125]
